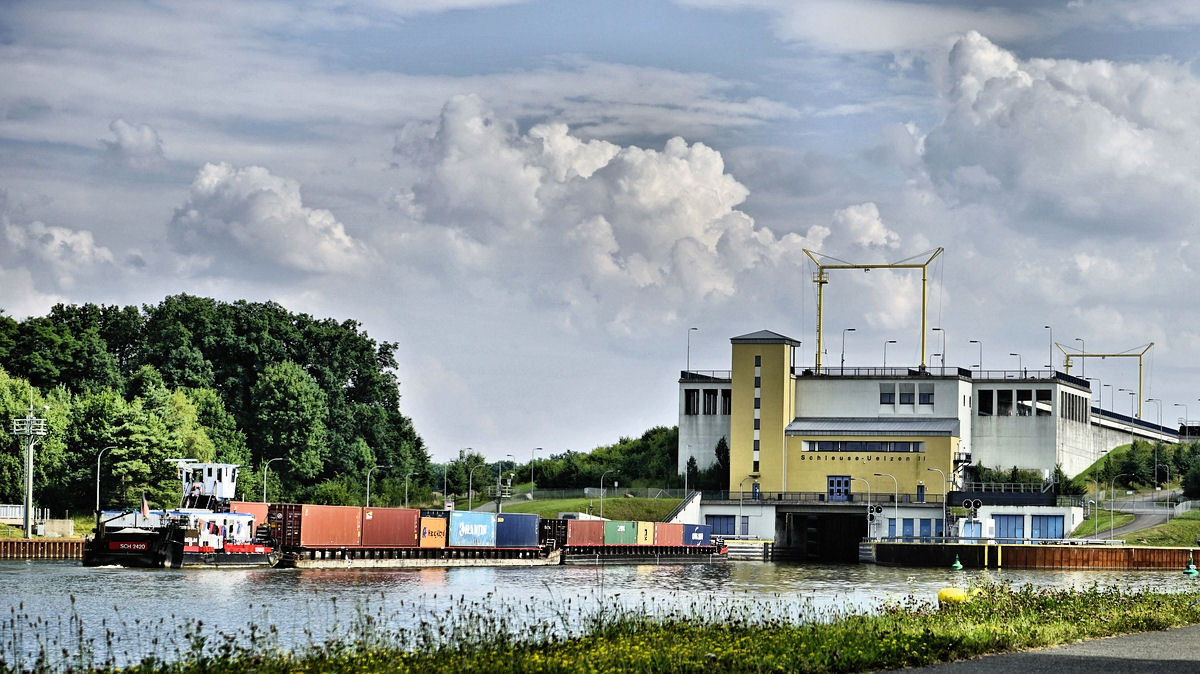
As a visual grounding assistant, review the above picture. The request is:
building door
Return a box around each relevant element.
[827,476,851,502]
[993,514,1024,543]
[916,485,925,503]
[901,518,914,541]
[962,520,981,543]
[919,519,932,542]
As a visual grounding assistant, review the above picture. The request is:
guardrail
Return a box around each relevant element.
[870,535,1125,546]
[705,490,944,505]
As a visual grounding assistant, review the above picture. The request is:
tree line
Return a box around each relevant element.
[0,295,428,512]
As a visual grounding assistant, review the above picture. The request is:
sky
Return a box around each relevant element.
[4,1,1200,462]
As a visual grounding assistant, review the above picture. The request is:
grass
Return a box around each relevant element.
[1070,510,1136,538]
[1119,510,1200,547]
[499,497,681,522]
[15,583,1197,673]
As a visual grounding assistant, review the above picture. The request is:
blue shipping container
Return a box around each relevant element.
[495,512,539,548]
[682,524,711,546]
[448,511,497,547]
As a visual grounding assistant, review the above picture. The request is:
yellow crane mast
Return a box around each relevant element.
[803,247,944,372]
[1055,342,1154,419]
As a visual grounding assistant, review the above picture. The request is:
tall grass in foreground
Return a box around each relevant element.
[4,583,1200,673]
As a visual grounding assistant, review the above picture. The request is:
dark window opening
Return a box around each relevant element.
[703,389,718,415]
[978,390,993,416]
[684,389,699,415]
[721,389,732,415]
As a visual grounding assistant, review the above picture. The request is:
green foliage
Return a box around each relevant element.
[530,427,680,490]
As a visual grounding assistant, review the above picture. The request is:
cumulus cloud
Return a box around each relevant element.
[101,119,166,170]
[168,163,371,277]
[3,217,115,290]
[393,95,836,335]
[831,202,900,249]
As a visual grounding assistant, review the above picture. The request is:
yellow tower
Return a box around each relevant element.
[729,331,800,492]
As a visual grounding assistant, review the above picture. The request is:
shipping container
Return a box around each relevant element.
[603,520,637,545]
[566,519,604,546]
[448,511,497,547]
[361,507,420,547]
[420,509,451,519]
[229,501,269,528]
[269,503,362,548]
[539,518,568,549]
[654,522,684,546]
[635,521,655,546]
[682,523,711,547]
[495,512,539,548]
[419,516,447,548]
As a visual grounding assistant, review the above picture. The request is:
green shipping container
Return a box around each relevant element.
[603,520,638,545]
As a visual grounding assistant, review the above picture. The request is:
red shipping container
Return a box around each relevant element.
[230,501,269,527]
[270,503,362,548]
[361,507,420,547]
[654,522,683,546]
[566,519,604,546]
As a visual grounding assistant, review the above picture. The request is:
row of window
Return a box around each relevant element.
[977,388,1052,417]
[683,388,732,415]
[805,441,925,453]
[878,382,934,405]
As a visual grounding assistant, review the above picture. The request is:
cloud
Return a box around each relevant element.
[101,119,166,170]
[831,202,900,249]
[3,217,114,291]
[168,162,371,277]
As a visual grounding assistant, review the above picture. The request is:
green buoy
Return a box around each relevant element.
[1186,550,1198,576]
[952,554,963,570]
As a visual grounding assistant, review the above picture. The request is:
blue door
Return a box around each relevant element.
[919,519,932,542]
[916,485,925,503]
[993,515,1023,543]
[963,520,981,543]
[901,518,914,541]
[827,476,850,502]
[888,518,896,538]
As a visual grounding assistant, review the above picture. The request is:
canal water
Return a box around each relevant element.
[2,560,1197,669]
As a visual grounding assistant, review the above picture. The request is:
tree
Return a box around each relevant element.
[250,361,329,486]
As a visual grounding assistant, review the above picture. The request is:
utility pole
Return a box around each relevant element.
[11,390,48,538]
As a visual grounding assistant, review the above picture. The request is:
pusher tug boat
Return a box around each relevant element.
[83,460,279,568]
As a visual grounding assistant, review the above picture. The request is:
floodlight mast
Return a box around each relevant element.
[1055,342,1154,418]
[803,248,944,372]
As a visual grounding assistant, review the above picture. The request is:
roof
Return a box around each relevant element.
[785,417,961,437]
[730,329,802,346]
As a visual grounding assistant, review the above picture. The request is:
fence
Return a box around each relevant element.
[0,505,54,521]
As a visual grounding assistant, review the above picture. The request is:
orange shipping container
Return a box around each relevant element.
[654,522,684,546]
[566,519,604,546]
[419,516,447,548]
[230,501,269,527]
[361,507,420,547]
[270,503,362,548]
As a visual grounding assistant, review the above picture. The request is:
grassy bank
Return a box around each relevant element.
[1119,510,1200,547]
[56,583,1200,674]
[500,497,680,522]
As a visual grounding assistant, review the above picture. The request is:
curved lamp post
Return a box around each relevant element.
[737,474,759,539]
[600,469,618,519]
[530,447,541,494]
[927,467,948,538]
[263,457,283,503]
[841,328,856,373]
[366,464,390,507]
[883,340,896,369]
[1110,472,1130,540]
[874,472,899,538]
[95,445,117,527]
[932,327,945,369]
[850,476,871,538]
[969,339,982,372]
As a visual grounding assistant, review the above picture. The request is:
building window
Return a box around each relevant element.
[1031,515,1064,539]
[918,383,934,405]
[753,418,760,430]
[703,389,718,414]
[740,516,749,536]
[752,460,759,472]
[721,389,732,415]
[879,383,895,404]
[684,389,699,415]
[978,390,993,416]
[993,514,1024,543]
[899,383,915,405]
[707,515,735,535]
[807,440,924,453]
[753,439,759,451]
[997,389,1013,416]
[1036,389,1052,416]
[1016,389,1033,416]
[755,355,761,366]
[754,397,760,409]
[753,376,761,387]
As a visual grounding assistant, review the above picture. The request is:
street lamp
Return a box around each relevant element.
[883,340,896,369]
[1146,398,1161,485]
[530,447,541,494]
[1175,403,1189,441]
[841,328,856,372]
[600,469,618,518]
[1088,500,1097,536]
[850,476,871,538]
[366,464,390,507]
[468,463,487,511]
[1103,384,1113,413]
[927,467,948,538]
[404,471,419,508]
[1085,377,1101,409]
[686,327,699,374]
[969,339,982,372]
[263,457,283,503]
[1044,325,1053,370]
[94,445,117,527]
[1075,337,1086,377]
[1009,352,1022,375]
[932,327,946,369]
[738,474,758,539]
[1157,462,1173,520]
[874,472,899,538]
[1110,472,1131,539]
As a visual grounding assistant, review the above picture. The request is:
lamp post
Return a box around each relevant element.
[932,327,946,369]
[404,471,419,508]
[1157,463,1173,519]
[686,327,698,374]
[841,328,856,373]
[468,463,487,511]
[1103,384,1112,413]
[366,464,390,507]
[927,467,948,538]
[95,445,117,525]
[1009,352,1022,375]
[1088,500,1097,536]
[600,469,618,518]
[850,476,871,538]
[1110,472,1131,539]
[263,457,283,503]
[883,340,896,369]
[738,474,758,539]
[1119,388,1135,447]
[1085,377,1101,409]
[1075,337,1086,377]
[1044,324,1053,370]
[969,339,982,373]
[1146,398,1161,485]
[530,447,541,494]
[874,472,899,538]
[1175,403,1189,442]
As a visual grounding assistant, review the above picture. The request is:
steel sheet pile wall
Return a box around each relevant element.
[448,511,497,547]
[654,522,683,546]
[419,516,447,548]
[566,519,604,546]
[635,521,655,546]
[495,513,539,548]
[271,504,363,548]
[682,524,711,546]
[604,521,638,545]
[361,507,420,547]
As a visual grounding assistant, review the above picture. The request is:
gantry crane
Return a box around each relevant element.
[803,247,944,372]
[1055,342,1154,419]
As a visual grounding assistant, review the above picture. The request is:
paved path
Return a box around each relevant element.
[887,624,1200,673]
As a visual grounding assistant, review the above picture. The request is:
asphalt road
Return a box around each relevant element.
[887,624,1200,673]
